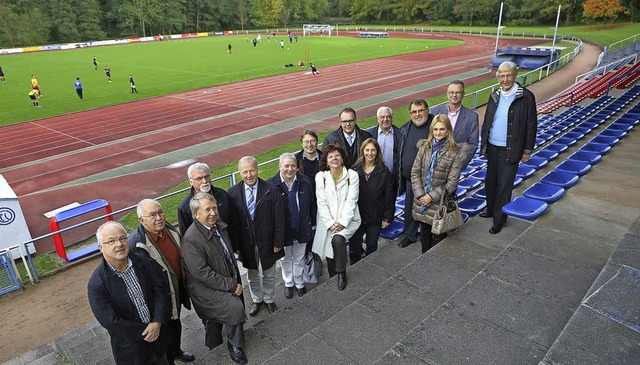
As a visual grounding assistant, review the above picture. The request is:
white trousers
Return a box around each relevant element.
[247,261,276,304]
[281,241,307,288]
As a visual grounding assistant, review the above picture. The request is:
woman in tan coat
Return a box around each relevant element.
[411,114,469,253]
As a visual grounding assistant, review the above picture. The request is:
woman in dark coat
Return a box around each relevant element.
[411,114,469,253]
[350,138,394,264]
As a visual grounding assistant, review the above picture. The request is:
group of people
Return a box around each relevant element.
[88,61,537,365]
[25,59,136,106]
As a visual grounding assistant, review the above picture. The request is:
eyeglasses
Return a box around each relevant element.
[190,174,211,182]
[410,109,427,115]
[447,91,463,95]
[141,210,165,219]
[101,236,128,245]
[301,140,317,145]
[378,115,392,119]
[340,119,356,124]
[498,74,515,80]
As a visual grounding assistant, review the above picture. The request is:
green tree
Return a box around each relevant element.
[0,1,50,47]
[47,0,80,42]
[393,0,431,23]
[76,0,107,41]
[618,0,640,21]
[251,0,285,27]
[119,0,162,36]
[453,0,494,26]
[583,0,627,23]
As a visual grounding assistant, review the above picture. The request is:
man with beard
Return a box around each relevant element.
[397,99,433,248]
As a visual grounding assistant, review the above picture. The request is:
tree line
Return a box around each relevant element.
[0,0,636,48]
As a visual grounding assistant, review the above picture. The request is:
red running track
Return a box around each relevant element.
[0,32,542,252]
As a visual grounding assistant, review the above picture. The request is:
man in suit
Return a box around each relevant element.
[181,192,248,364]
[88,221,171,365]
[430,80,479,170]
[323,107,373,168]
[129,199,195,363]
[227,156,286,316]
[367,106,401,196]
[480,61,537,234]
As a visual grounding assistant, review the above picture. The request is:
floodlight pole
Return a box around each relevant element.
[551,5,561,56]
[494,2,504,56]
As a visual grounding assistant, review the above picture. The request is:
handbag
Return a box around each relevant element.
[431,193,464,235]
[303,244,323,284]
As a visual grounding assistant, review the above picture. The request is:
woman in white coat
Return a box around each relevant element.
[312,144,361,291]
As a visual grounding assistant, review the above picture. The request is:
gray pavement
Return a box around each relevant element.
[4,87,639,364]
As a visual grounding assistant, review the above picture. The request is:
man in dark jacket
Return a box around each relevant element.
[228,156,286,316]
[294,129,322,187]
[267,153,316,298]
[178,162,236,239]
[480,61,537,234]
[129,199,195,363]
[322,107,373,168]
[88,221,171,365]
[397,99,433,248]
[181,192,247,364]
[367,106,401,196]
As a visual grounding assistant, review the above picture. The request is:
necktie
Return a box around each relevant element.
[347,135,353,146]
[247,187,255,219]
[212,228,236,280]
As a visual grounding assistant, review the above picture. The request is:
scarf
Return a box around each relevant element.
[425,138,447,193]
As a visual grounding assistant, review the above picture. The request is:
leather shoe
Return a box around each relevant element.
[266,302,278,314]
[297,287,307,297]
[489,224,503,234]
[397,236,415,248]
[174,350,195,362]
[284,286,294,299]
[227,342,248,364]
[337,272,347,291]
[479,211,493,218]
[249,301,263,316]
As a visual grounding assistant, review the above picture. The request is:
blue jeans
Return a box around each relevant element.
[349,223,382,265]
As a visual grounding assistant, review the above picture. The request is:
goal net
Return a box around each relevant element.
[303,24,333,37]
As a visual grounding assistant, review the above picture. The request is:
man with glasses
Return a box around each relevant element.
[322,107,373,168]
[295,130,323,187]
[129,199,195,363]
[178,162,237,240]
[367,106,401,195]
[88,221,172,365]
[397,99,433,248]
[480,61,537,234]
[430,80,479,170]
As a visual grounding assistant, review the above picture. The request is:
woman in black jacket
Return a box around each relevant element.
[349,138,394,264]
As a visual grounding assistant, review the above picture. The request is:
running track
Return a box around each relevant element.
[0,32,543,252]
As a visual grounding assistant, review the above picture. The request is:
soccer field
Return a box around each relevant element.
[0,35,463,125]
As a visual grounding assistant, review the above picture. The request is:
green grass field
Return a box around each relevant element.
[0,35,462,125]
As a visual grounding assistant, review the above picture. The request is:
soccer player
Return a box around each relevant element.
[31,75,42,96]
[129,74,138,94]
[309,63,320,77]
[104,66,112,82]
[93,56,99,70]
[74,77,84,101]
[0,66,5,82]
[28,89,41,107]
[228,43,232,54]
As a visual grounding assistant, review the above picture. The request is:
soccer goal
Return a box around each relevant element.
[303,24,333,37]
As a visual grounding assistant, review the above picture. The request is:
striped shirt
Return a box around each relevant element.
[108,259,151,323]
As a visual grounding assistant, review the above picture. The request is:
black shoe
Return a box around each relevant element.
[249,301,263,316]
[174,350,195,362]
[227,342,248,364]
[397,236,415,248]
[479,211,493,218]
[266,302,278,314]
[297,287,307,297]
[489,224,503,234]
[337,272,347,291]
[284,286,294,299]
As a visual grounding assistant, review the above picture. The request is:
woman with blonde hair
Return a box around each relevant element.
[411,114,469,253]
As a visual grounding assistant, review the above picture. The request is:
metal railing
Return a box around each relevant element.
[575,54,639,83]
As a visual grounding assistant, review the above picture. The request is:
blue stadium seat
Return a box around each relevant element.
[555,160,592,176]
[555,136,577,147]
[502,197,548,220]
[608,122,634,132]
[591,135,620,146]
[458,178,482,190]
[580,142,611,155]
[471,187,486,199]
[468,160,486,169]
[540,171,580,188]
[599,129,628,139]
[516,165,536,180]
[471,169,486,181]
[534,149,559,161]
[513,176,524,188]
[380,220,404,240]
[461,213,469,223]
[523,183,565,203]
[564,131,585,141]
[568,151,602,165]
[545,143,569,154]
[523,156,549,170]
[455,186,468,198]
[458,197,486,216]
